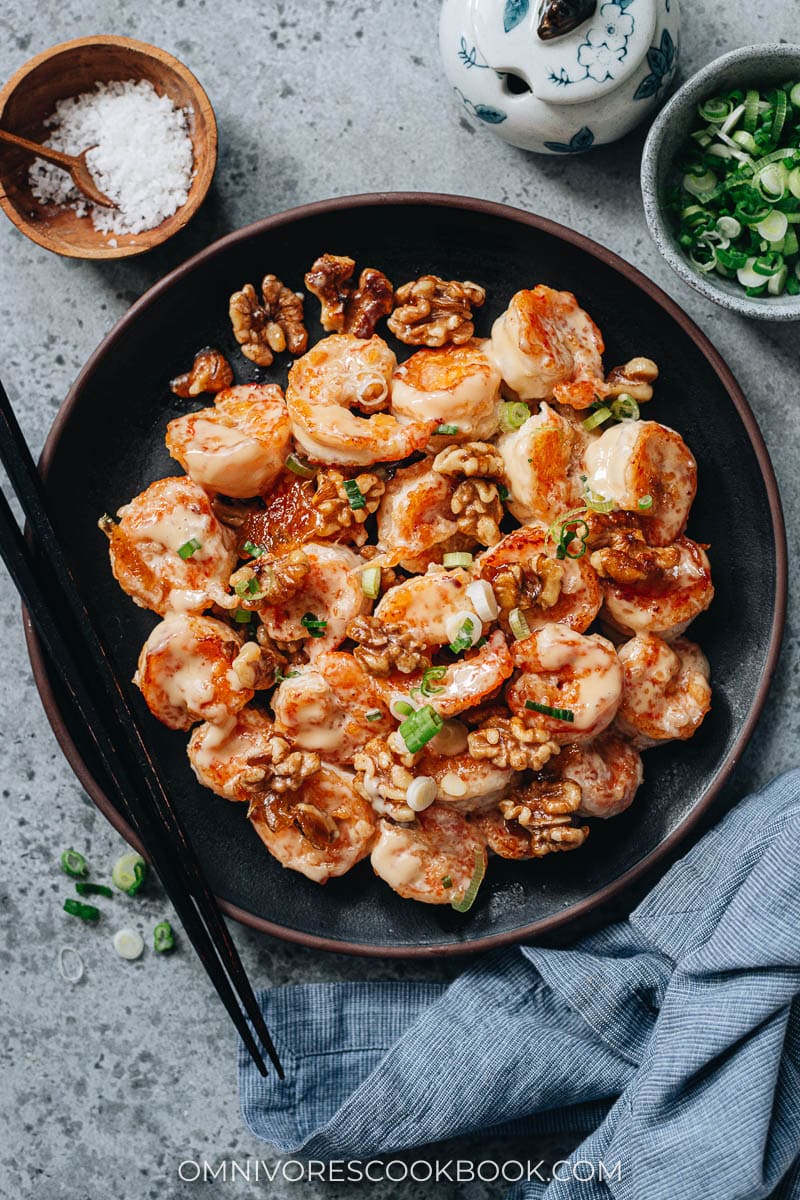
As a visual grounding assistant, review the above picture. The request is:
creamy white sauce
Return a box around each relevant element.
[584,421,643,506]
[182,417,267,495]
[371,825,424,889]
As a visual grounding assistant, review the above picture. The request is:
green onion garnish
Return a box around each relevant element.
[75,882,113,898]
[435,424,459,435]
[449,617,476,655]
[450,849,486,913]
[365,709,383,722]
[60,848,88,878]
[178,537,202,560]
[498,401,531,432]
[392,698,416,719]
[154,921,175,953]
[638,494,653,510]
[584,487,615,514]
[398,705,443,753]
[63,898,101,922]
[361,564,381,599]
[508,607,531,641]
[442,552,473,569]
[525,700,575,722]
[548,511,590,560]
[285,452,317,478]
[343,478,366,510]
[234,608,252,623]
[420,665,448,697]
[442,875,453,889]
[111,852,147,897]
[274,667,300,683]
[610,394,639,422]
[234,576,260,597]
[498,484,510,502]
[583,406,611,432]
[301,612,328,637]
[242,540,264,558]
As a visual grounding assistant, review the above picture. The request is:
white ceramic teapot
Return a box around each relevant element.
[439,0,681,154]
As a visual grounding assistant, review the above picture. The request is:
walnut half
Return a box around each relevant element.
[468,715,559,772]
[388,275,486,347]
[229,275,308,367]
[304,253,393,338]
[170,348,234,398]
[312,471,385,546]
[499,779,588,858]
[347,614,431,676]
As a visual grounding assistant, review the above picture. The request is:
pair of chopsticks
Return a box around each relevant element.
[0,375,283,1079]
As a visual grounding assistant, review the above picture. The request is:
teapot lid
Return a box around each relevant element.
[470,0,657,104]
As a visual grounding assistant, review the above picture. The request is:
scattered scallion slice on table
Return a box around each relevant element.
[75,882,113,898]
[113,928,145,960]
[111,852,147,897]
[60,848,88,878]
[154,921,175,953]
[671,80,800,298]
[64,898,101,922]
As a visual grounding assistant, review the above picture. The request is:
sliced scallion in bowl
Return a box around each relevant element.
[669,81,800,298]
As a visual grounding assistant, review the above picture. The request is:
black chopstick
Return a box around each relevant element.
[0,378,283,1078]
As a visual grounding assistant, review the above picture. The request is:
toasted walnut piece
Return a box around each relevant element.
[229,275,308,367]
[231,549,310,608]
[257,624,306,659]
[583,509,643,551]
[602,356,659,403]
[590,532,680,585]
[469,716,559,772]
[347,614,431,676]
[170,348,234,398]
[532,554,564,609]
[500,780,588,858]
[241,736,321,812]
[450,479,503,547]
[229,641,277,691]
[359,544,399,592]
[388,275,486,347]
[354,732,419,820]
[312,471,385,546]
[487,555,564,624]
[433,441,505,479]
[305,254,394,337]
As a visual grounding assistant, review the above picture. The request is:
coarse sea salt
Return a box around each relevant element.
[29,78,194,237]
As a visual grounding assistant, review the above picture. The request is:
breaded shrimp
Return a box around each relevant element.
[593,535,714,640]
[390,339,501,441]
[256,542,368,660]
[556,733,643,818]
[615,634,711,749]
[370,806,487,905]
[496,402,587,526]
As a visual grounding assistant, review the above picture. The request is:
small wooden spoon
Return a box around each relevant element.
[0,128,117,208]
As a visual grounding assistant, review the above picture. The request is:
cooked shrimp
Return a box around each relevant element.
[376,458,459,566]
[188,706,276,800]
[415,748,515,813]
[100,476,237,615]
[506,623,623,744]
[272,651,393,762]
[391,339,501,441]
[373,567,479,646]
[370,806,487,904]
[615,634,711,748]
[256,542,368,660]
[488,285,604,403]
[134,613,253,731]
[249,765,376,884]
[286,333,436,465]
[584,420,697,546]
[372,630,514,718]
[476,523,602,633]
[594,535,714,640]
[556,733,643,818]
[496,402,587,526]
[165,384,291,499]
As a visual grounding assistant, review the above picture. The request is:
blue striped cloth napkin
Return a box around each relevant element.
[239,771,800,1198]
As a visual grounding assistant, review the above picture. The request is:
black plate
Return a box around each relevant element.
[26,194,786,956]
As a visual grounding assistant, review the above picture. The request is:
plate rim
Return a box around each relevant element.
[24,190,788,957]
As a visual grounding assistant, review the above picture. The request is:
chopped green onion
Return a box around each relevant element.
[638,494,653,510]
[113,928,144,960]
[365,709,383,722]
[450,849,486,913]
[610,394,639,422]
[771,89,788,145]
[498,484,510,502]
[584,487,615,514]
[420,666,448,697]
[435,424,459,435]
[75,882,113,898]
[242,540,264,558]
[111,852,147,897]
[683,169,717,198]
[790,82,800,108]
[233,608,252,623]
[508,607,531,641]
[274,666,300,684]
[343,478,366,510]
[743,88,760,133]
[525,700,575,722]
[448,617,476,655]
[178,537,202,560]
[752,251,784,277]
[361,564,381,599]
[285,452,317,478]
[398,705,443,754]
[716,215,742,239]
[442,552,473,569]
[731,129,757,155]
[698,97,732,124]
[583,406,611,431]
[498,401,531,432]
[391,698,416,719]
[301,612,327,638]
[234,575,260,597]
[64,898,101,922]
[154,921,175,953]
[768,265,789,295]
[60,848,88,878]
[442,876,453,889]
[789,167,800,200]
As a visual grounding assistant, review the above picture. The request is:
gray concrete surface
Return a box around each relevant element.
[1,2,797,1197]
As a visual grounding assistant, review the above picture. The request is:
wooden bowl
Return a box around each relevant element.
[0,36,217,259]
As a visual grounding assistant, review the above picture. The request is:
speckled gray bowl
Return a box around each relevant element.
[642,43,800,321]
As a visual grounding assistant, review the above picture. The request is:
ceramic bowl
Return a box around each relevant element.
[642,43,800,321]
[0,36,217,260]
